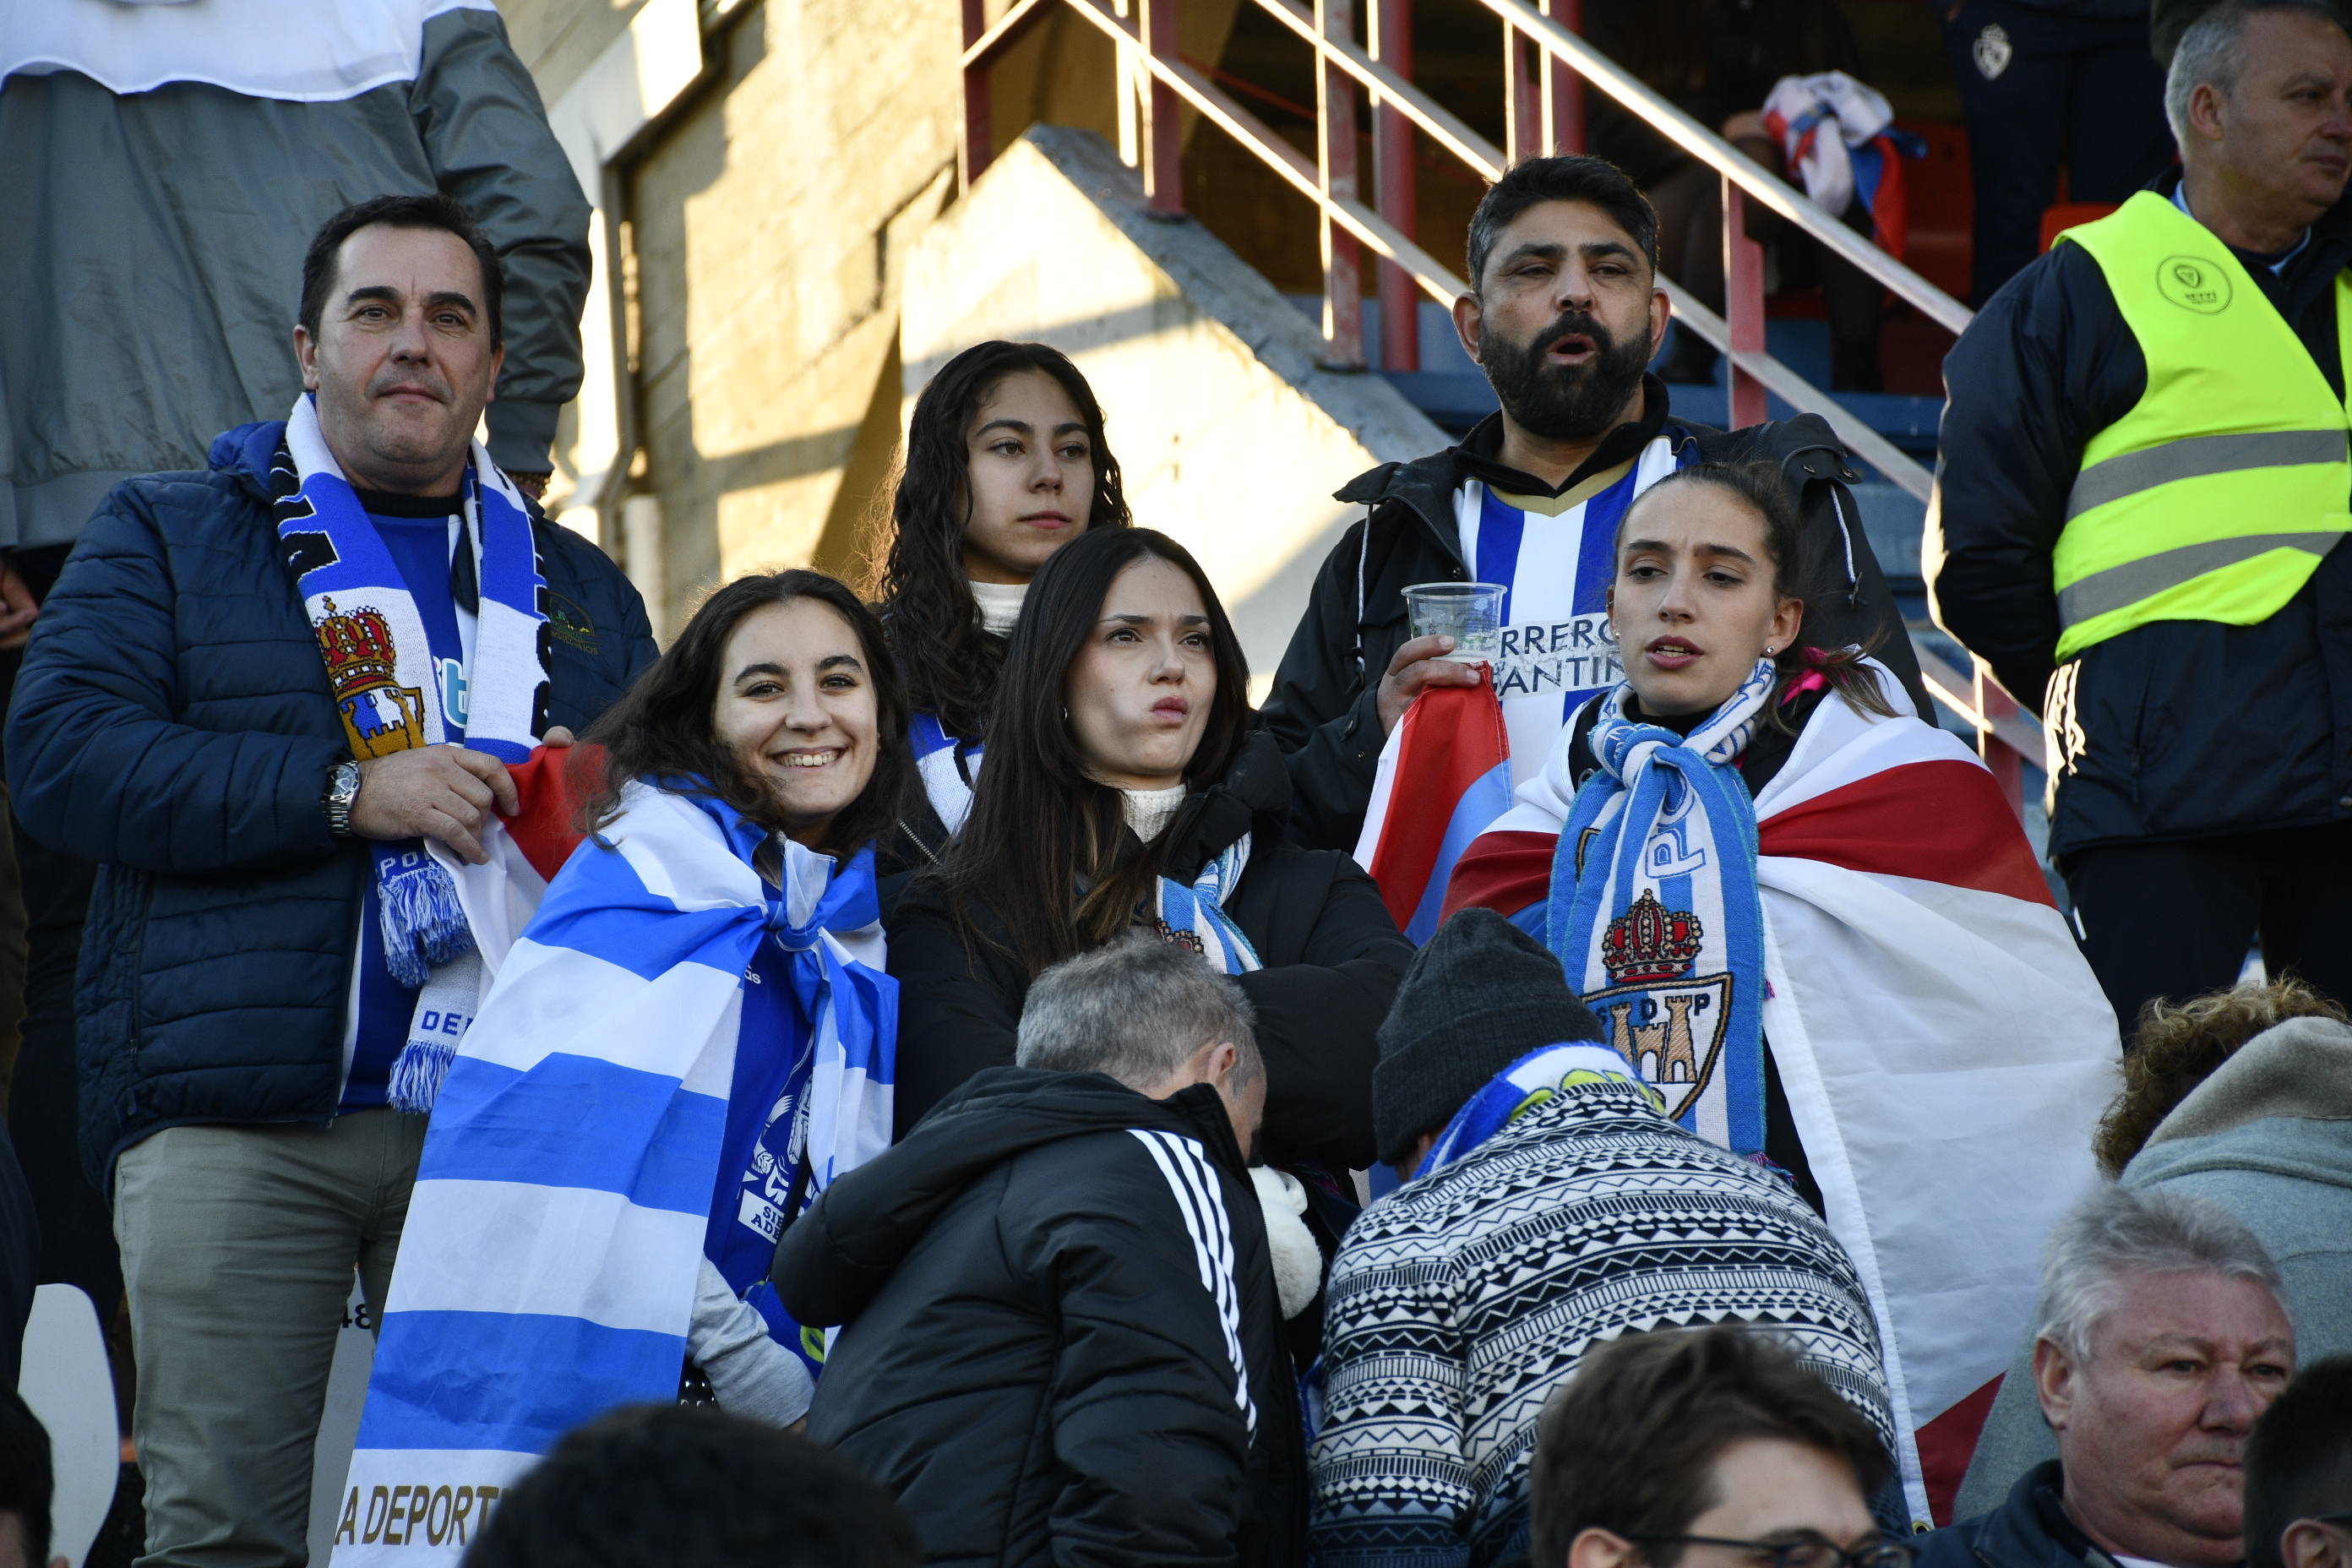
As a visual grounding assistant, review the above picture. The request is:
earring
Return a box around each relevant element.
[1062,705,1070,721]
[1764,645,1778,656]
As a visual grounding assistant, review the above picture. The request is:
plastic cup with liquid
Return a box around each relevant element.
[1403,581,1506,663]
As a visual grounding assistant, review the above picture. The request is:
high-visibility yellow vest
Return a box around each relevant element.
[2051,190,2352,661]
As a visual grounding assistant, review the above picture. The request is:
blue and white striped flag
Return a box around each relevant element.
[329,782,895,1564]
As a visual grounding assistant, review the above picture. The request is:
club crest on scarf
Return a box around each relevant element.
[1546,659,1774,1153]
[316,597,428,758]
[738,1075,809,1245]
[1585,889,1733,1121]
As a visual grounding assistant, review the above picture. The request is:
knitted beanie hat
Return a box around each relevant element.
[1372,907,1607,1167]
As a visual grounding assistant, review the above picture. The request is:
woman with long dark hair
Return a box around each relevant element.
[876,340,1130,867]
[887,525,1411,1178]
[1441,464,2118,1511]
[348,570,913,1484]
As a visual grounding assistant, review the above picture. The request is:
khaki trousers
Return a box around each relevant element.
[115,1109,426,1568]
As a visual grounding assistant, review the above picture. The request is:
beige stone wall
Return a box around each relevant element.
[623,2,959,628]
[498,0,959,632]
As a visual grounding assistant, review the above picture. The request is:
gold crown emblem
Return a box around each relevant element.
[1602,889,1704,985]
[316,598,399,697]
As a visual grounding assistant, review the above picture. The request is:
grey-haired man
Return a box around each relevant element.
[779,936,1307,1567]
[1918,1187,2295,1568]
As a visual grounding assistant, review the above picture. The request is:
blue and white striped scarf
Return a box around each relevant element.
[1413,1042,1664,1179]
[910,709,982,839]
[1546,659,1773,1154]
[1154,835,1262,975]
[272,394,549,1112]
[331,784,895,1565]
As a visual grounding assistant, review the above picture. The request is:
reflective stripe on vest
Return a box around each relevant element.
[2053,191,2352,661]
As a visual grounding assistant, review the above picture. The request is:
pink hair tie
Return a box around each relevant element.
[1778,651,1832,705]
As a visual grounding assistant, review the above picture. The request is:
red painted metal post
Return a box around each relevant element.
[1370,0,1418,371]
[1503,20,1534,166]
[1141,0,1184,215]
[1317,0,1365,368]
[1723,175,1767,427]
[1975,664,2028,822]
[1540,0,1583,154]
[960,0,993,190]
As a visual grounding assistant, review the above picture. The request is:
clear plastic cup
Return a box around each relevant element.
[1403,581,1506,663]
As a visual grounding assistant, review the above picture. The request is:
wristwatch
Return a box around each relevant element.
[324,760,362,839]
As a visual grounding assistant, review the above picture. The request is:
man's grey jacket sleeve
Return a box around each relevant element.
[411,7,593,475]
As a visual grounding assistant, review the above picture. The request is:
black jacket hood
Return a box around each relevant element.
[776,1067,1242,1327]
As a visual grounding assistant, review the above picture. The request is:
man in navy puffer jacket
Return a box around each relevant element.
[3,193,653,1566]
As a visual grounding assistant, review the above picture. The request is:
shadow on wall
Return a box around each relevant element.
[620,0,957,629]
[622,3,754,626]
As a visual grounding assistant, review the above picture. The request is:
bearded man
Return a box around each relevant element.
[1262,154,1930,851]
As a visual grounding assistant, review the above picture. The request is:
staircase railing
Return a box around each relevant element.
[956,0,2050,810]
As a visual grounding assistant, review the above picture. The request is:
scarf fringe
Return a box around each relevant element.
[386,1035,458,1115]
[377,859,476,988]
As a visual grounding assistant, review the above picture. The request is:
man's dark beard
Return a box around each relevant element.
[1478,308,1651,443]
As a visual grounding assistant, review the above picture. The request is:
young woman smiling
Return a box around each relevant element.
[353,569,915,1454]
[885,526,1413,1180]
[1442,463,2121,1511]
[875,341,1132,869]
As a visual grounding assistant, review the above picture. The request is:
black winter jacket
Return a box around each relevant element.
[4,422,656,1184]
[1261,389,1930,850]
[885,730,1412,1169]
[1929,177,2352,859]
[781,1068,1307,1568]
[1914,1462,2118,1568]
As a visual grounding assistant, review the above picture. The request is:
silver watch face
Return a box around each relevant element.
[330,763,360,817]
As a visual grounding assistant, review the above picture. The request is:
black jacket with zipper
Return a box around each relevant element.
[1260,388,1930,851]
[885,729,1411,1171]
[780,1068,1307,1568]
[1914,1462,2118,1568]
[1928,175,2352,861]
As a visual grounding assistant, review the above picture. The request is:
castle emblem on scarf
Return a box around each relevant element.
[316,597,426,759]
[1601,890,1702,983]
[1586,891,1731,1121]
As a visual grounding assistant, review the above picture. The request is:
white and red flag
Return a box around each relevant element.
[1443,668,2120,1527]
[1351,667,1515,944]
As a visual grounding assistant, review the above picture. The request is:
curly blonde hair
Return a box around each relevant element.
[2095,976,2347,1176]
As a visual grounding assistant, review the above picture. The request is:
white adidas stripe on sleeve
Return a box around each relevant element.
[1127,1128,1258,1440]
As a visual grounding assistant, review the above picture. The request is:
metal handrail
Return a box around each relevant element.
[1251,0,1503,182]
[1480,0,1972,338]
[956,0,2046,803]
[1660,282,1932,501]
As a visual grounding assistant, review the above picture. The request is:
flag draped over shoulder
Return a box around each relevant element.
[1443,667,2119,1527]
[331,782,896,1565]
[1351,669,1515,943]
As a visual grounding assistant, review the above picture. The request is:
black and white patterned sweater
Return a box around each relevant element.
[1309,1076,1895,1568]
